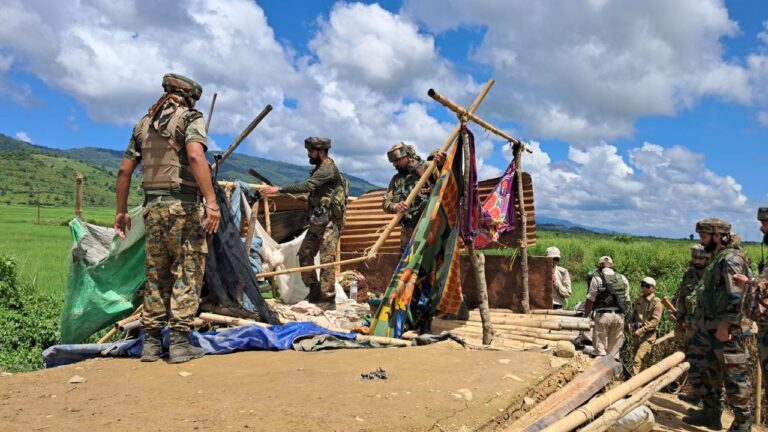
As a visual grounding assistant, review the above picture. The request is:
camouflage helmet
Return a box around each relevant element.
[304,136,331,150]
[690,244,709,259]
[387,142,413,162]
[162,73,202,101]
[695,218,731,235]
[758,207,768,222]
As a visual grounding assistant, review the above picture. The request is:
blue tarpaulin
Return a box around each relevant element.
[42,322,355,368]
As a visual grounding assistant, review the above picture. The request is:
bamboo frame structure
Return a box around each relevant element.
[427,87,533,312]
[75,172,84,218]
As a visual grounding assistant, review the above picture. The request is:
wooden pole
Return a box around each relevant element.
[515,355,618,432]
[75,172,83,219]
[579,362,690,432]
[530,309,582,317]
[211,104,273,171]
[205,92,217,133]
[757,361,763,426]
[460,122,493,345]
[515,144,530,313]
[244,200,260,256]
[262,195,271,236]
[540,352,686,432]
[97,327,118,344]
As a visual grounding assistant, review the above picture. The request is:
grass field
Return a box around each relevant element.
[0,204,116,298]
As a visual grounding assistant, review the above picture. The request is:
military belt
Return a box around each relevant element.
[144,193,199,205]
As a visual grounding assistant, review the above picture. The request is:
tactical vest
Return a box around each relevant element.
[308,160,346,224]
[679,267,703,322]
[699,247,749,319]
[138,107,198,191]
[593,270,627,312]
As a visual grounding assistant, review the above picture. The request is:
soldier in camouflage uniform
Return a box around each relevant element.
[628,277,663,375]
[674,244,710,404]
[114,73,220,364]
[683,218,753,432]
[734,206,768,394]
[382,143,445,254]
[262,137,347,306]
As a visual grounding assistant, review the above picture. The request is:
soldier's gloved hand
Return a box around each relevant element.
[394,201,410,214]
[114,212,131,239]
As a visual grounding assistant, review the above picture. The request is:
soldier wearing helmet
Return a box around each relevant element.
[546,247,571,309]
[382,142,446,254]
[262,137,347,307]
[673,244,711,405]
[114,73,219,364]
[683,218,753,431]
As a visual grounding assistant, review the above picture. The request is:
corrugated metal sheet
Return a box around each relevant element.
[340,172,536,254]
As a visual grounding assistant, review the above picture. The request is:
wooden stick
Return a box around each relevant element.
[530,309,582,317]
[473,310,590,323]
[75,172,84,219]
[757,360,763,426]
[244,200,260,257]
[515,144,531,313]
[262,195,271,236]
[661,297,677,314]
[433,322,571,343]
[205,92,217,132]
[653,330,676,346]
[436,319,577,337]
[97,327,118,344]
[211,104,272,171]
[115,305,144,329]
[579,362,690,432]
[515,356,619,432]
[540,352,687,432]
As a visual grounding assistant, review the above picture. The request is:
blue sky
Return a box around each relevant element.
[0,0,766,239]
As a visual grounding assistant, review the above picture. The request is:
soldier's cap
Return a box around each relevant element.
[695,218,731,235]
[598,256,613,265]
[690,244,710,259]
[304,136,331,150]
[162,73,202,100]
[387,142,413,162]
[758,207,768,222]
[545,246,561,259]
[641,277,656,287]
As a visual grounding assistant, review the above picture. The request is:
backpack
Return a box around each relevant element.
[331,174,349,222]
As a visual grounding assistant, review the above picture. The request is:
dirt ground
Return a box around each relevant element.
[648,391,767,432]
[0,342,562,432]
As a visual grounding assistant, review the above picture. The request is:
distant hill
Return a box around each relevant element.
[536,216,617,235]
[0,134,379,208]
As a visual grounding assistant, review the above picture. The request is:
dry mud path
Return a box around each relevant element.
[0,342,566,432]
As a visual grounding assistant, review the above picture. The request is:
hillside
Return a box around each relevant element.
[0,134,379,206]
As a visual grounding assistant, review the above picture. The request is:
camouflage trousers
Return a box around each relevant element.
[298,221,341,302]
[142,199,207,333]
[688,324,752,423]
[399,224,416,254]
[632,332,656,375]
[759,324,768,391]
[681,322,705,395]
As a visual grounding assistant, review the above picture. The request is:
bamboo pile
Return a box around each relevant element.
[433,309,588,349]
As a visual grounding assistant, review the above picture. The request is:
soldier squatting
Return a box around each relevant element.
[114,74,768,431]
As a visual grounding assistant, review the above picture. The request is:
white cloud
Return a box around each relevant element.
[758,111,768,127]
[502,140,752,238]
[403,0,752,145]
[15,131,32,143]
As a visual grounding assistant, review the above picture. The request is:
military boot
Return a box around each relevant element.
[168,330,204,364]
[727,420,752,432]
[306,283,323,304]
[678,393,700,405]
[140,329,163,362]
[682,407,723,431]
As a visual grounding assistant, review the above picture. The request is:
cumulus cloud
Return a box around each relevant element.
[502,140,752,237]
[15,131,31,143]
[403,0,752,145]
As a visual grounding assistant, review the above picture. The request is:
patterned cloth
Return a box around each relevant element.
[474,160,516,248]
[369,137,466,338]
[459,125,478,246]
[142,199,207,333]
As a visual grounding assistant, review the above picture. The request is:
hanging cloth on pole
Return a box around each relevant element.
[474,159,517,249]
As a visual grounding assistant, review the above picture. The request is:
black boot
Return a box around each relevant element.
[727,420,752,432]
[306,283,322,304]
[168,330,204,364]
[682,408,723,431]
[678,393,700,405]
[140,330,163,362]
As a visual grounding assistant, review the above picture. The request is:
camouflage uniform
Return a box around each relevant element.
[281,145,346,303]
[383,146,432,253]
[674,262,707,398]
[755,207,768,392]
[125,90,208,333]
[687,219,753,428]
[629,290,662,375]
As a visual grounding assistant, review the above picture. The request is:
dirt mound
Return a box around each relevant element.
[0,342,561,432]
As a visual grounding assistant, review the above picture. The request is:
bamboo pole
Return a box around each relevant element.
[652,330,675,346]
[432,322,568,343]
[244,200,260,256]
[757,361,763,426]
[540,352,687,432]
[472,310,590,323]
[461,123,493,345]
[211,104,273,171]
[530,309,582,317]
[75,172,84,219]
[465,316,592,331]
[515,355,619,432]
[445,329,547,350]
[97,327,118,344]
[205,92,217,132]
[263,195,272,236]
[579,362,690,432]
[515,144,531,313]
[436,319,577,337]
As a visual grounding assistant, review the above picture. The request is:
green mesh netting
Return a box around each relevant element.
[59,207,145,343]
